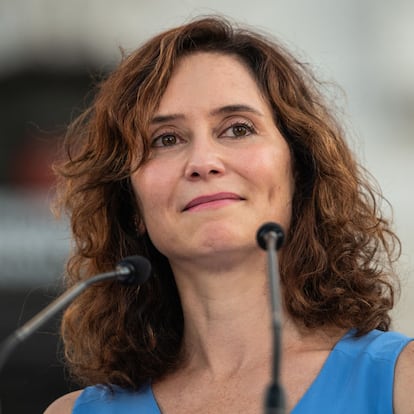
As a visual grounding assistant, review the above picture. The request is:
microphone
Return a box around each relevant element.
[256,222,285,251]
[0,255,152,374]
[257,222,286,414]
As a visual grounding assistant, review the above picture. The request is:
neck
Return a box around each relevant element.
[169,251,286,379]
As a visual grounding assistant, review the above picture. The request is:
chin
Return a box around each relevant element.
[197,226,254,252]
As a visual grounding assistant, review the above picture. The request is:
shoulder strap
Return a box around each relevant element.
[73,384,161,414]
[292,330,413,414]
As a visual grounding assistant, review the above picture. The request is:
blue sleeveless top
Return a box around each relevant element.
[73,329,412,413]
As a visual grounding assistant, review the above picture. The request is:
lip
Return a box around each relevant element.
[183,192,244,212]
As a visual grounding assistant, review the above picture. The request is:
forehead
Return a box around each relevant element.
[155,52,269,115]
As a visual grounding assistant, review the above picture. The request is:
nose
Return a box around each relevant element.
[184,136,226,180]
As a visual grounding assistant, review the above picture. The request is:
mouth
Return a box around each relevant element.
[183,192,244,212]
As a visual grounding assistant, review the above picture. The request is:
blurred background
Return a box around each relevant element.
[0,0,413,412]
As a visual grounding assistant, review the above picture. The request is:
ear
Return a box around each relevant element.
[134,215,147,235]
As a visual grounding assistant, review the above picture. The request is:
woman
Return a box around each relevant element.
[45,16,414,413]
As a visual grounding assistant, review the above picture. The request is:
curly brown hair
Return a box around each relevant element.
[53,16,400,389]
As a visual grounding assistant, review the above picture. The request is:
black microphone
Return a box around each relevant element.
[0,255,152,374]
[257,222,286,414]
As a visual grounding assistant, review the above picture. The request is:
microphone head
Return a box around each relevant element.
[116,255,152,285]
[256,222,285,251]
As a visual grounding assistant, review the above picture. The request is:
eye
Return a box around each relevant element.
[222,121,256,138]
[151,133,179,147]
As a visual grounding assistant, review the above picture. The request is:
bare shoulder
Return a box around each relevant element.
[43,390,83,414]
[394,340,414,414]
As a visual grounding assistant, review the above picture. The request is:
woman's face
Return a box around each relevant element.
[131,52,294,264]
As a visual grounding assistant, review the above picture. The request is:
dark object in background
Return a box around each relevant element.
[0,67,98,188]
[0,67,102,413]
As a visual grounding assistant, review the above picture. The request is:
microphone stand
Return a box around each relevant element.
[0,271,122,414]
[0,270,125,375]
[257,223,285,414]
[0,255,151,375]
[0,256,151,414]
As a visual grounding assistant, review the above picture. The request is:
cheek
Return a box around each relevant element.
[131,163,176,223]
[131,170,158,220]
[134,187,160,223]
[247,145,293,186]
[251,146,295,212]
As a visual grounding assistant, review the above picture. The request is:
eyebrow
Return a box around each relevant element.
[151,113,185,124]
[150,104,264,125]
[210,104,264,117]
